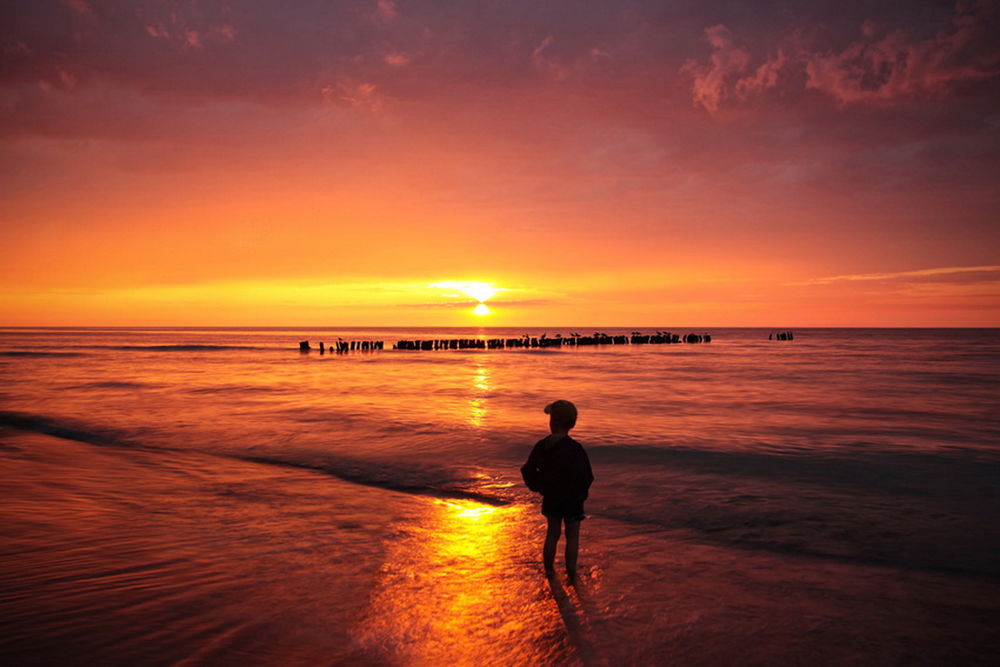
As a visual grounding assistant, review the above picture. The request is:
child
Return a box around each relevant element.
[520,399,594,578]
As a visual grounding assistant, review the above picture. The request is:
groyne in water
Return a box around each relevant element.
[298,331,712,353]
[300,340,385,353]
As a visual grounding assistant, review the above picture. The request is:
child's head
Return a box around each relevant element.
[544,399,577,433]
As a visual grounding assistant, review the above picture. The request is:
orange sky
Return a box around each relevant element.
[1,0,999,326]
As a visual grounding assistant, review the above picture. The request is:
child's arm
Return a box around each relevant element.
[520,443,545,492]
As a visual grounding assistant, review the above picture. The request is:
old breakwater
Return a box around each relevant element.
[395,331,712,350]
[298,331,711,353]
[299,340,384,353]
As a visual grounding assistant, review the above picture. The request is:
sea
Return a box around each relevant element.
[1,327,998,665]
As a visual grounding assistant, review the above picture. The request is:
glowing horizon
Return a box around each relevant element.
[1,0,998,327]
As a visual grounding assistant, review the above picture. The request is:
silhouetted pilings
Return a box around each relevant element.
[300,339,385,353]
[769,331,794,341]
[299,331,712,354]
[392,331,711,351]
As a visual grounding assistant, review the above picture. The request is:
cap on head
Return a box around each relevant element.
[544,399,577,430]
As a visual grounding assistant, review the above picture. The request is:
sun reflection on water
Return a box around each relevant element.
[466,358,493,428]
[354,497,575,665]
[440,500,497,520]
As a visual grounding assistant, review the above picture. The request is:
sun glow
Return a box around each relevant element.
[430,281,501,303]
[472,303,491,316]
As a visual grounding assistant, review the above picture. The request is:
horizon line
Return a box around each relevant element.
[1,325,998,330]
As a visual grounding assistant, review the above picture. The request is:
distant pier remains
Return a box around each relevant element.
[298,331,713,353]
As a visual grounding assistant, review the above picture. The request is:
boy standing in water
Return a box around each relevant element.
[521,400,594,579]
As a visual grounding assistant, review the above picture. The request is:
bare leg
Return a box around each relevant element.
[544,516,561,574]
[564,520,581,578]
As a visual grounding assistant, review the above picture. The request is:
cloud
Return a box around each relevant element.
[486,298,555,307]
[788,265,1000,286]
[531,34,554,66]
[681,26,747,114]
[62,0,94,18]
[383,51,411,67]
[681,25,784,114]
[399,299,555,309]
[144,20,235,49]
[325,81,382,111]
[375,0,399,23]
[682,1,1000,113]
[804,3,1000,105]
[184,29,202,48]
[736,49,786,98]
[530,34,570,80]
[1,0,402,109]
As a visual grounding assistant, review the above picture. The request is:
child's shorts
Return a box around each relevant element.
[542,498,586,523]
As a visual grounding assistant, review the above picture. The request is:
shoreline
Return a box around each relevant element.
[3,429,999,664]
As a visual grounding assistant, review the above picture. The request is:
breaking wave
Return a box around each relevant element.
[0,411,510,507]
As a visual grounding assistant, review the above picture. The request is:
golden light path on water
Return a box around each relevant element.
[353,496,588,666]
[350,350,594,663]
[467,356,492,428]
[341,337,593,663]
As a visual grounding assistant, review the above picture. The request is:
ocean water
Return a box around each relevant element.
[1,327,999,665]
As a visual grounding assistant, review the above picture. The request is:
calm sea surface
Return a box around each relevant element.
[1,327,999,664]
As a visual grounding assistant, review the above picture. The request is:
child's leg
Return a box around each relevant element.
[564,519,581,576]
[543,516,561,573]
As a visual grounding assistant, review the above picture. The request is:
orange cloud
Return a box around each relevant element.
[788,265,1000,286]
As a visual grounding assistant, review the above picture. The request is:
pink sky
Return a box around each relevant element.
[1,0,998,325]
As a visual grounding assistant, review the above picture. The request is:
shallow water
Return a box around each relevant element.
[1,327,999,664]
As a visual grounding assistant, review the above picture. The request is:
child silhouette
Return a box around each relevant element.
[521,400,594,579]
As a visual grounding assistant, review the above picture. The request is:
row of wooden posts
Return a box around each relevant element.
[770,331,795,340]
[299,340,384,353]
[299,331,712,353]
[395,331,711,350]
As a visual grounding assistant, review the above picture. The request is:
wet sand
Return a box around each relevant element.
[2,428,999,665]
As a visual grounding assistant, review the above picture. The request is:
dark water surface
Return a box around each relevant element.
[1,327,999,665]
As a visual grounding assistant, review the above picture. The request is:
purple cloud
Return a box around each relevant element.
[682,0,1000,113]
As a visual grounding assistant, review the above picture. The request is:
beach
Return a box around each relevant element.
[2,327,999,664]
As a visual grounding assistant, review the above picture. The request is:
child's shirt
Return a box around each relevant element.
[520,434,594,503]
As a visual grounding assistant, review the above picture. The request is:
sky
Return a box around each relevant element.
[1,0,999,326]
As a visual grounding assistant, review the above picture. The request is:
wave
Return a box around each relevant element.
[585,442,1000,578]
[65,381,154,390]
[587,442,1000,499]
[601,501,1000,579]
[0,410,510,507]
[0,411,136,449]
[236,454,511,506]
[0,351,86,357]
[1,345,276,355]
[103,344,272,352]
[187,385,285,395]
[5,410,998,577]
